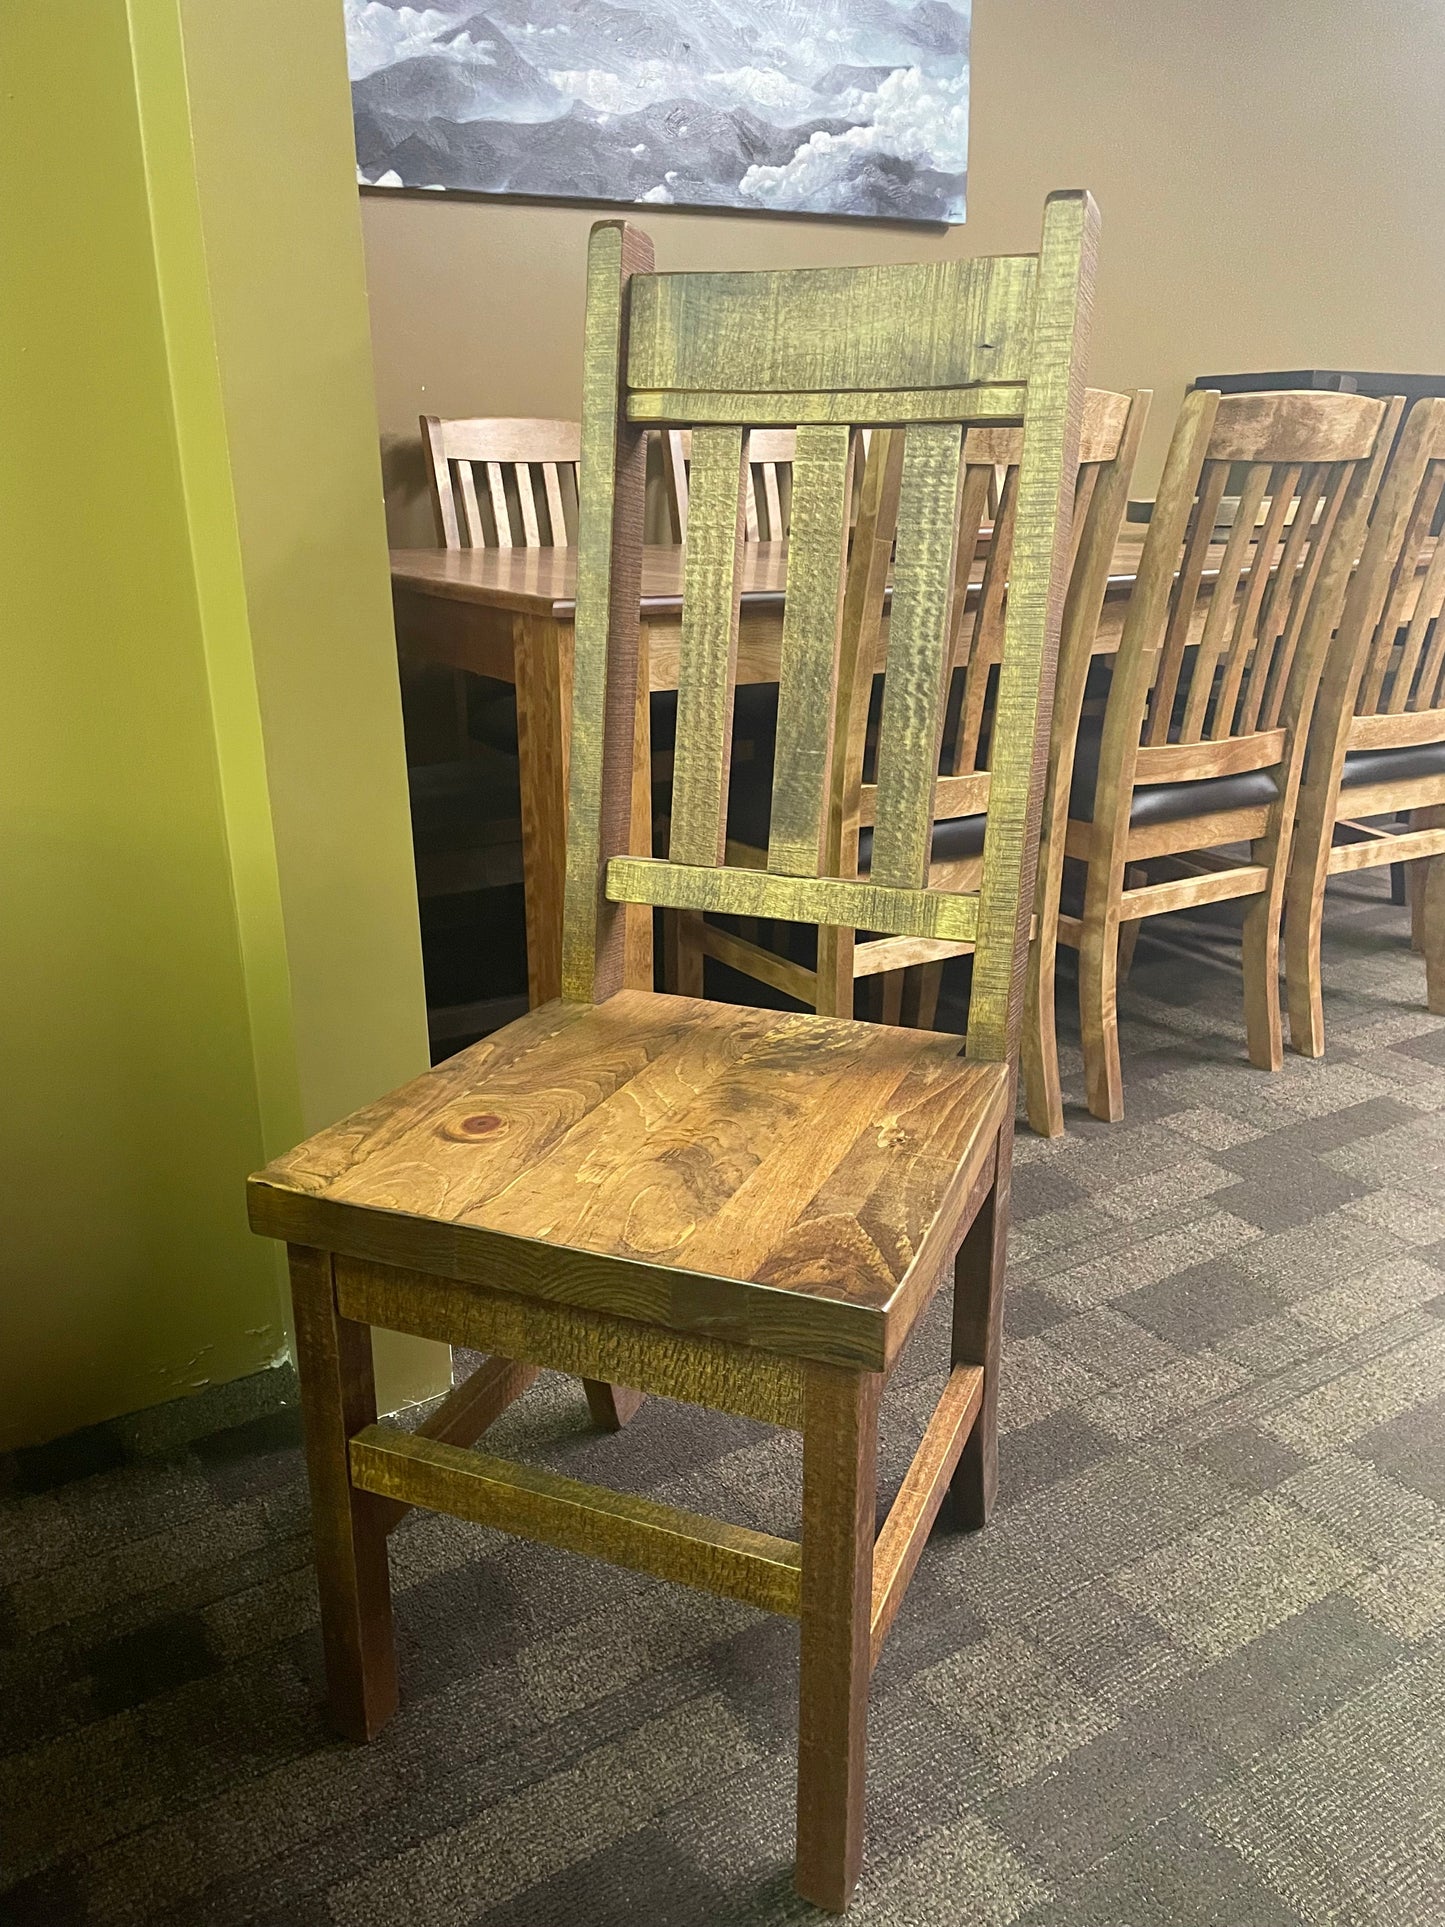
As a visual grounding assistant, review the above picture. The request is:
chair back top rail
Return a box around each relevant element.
[1083,388,1397,824]
[422,414,581,549]
[561,194,1100,1068]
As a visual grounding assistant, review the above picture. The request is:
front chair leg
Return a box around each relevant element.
[796,1364,879,1912]
[583,1380,645,1430]
[1423,842,1445,1015]
[288,1246,398,1742]
[950,1135,1011,1528]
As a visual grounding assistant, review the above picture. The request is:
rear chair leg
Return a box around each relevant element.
[288,1246,398,1742]
[795,1364,879,1912]
[583,1381,645,1430]
[950,1136,1011,1529]
[1423,844,1445,1015]
[1079,911,1124,1123]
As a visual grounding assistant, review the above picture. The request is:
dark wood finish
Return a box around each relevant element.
[948,1143,1009,1528]
[288,1246,397,1741]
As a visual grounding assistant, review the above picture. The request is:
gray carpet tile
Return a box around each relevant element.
[2,868,1443,1925]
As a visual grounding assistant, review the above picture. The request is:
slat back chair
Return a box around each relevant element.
[249,195,1098,1913]
[673,391,1147,1032]
[422,414,581,548]
[1039,387,1396,1124]
[1287,395,1445,1053]
[662,425,797,541]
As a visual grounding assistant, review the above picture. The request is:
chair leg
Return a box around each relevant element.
[673,909,705,998]
[950,1136,1010,1528]
[1079,905,1124,1123]
[877,972,904,1026]
[583,1380,645,1430]
[1285,819,1333,1060]
[1241,882,1284,1072]
[899,962,944,1030]
[796,1363,879,1912]
[288,1246,398,1743]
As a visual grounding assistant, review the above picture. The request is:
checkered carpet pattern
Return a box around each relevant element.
[3,869,1444,1926]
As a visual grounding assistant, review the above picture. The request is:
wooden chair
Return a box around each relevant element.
[1032,387,1395,1126]
[422,414,581,548]
[1287,395,1445,1052]
[662,426,796,541]
[248,195,1098,1911]
[672,391,1148,1031]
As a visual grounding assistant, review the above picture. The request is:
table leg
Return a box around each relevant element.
[514,613,572,1005]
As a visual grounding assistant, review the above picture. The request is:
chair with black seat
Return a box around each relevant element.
[1039,386,1397,1124]
[671,391,1148,1035]
[247,198,1098,1911]
[1287,395,1445,1052]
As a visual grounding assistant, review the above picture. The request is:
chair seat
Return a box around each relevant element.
[248,989,1010,1369]
[1068,716,1280,826]
[1342,737,1445,787]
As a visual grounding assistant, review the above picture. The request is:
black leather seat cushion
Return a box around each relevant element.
[1340,738,1445,787]
[726,754,986,872]
[1068,716,1279,827]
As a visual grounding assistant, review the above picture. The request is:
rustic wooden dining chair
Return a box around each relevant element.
[1287,395,1445,1052]
[662,425,797,541]
[671,391,1148,1041]
[1034,387,1395,1125]
[248,195,1097,1911]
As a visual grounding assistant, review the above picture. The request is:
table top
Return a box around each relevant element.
[390,533,1154,619]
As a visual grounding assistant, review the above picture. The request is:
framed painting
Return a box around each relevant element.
[348,0,969,223]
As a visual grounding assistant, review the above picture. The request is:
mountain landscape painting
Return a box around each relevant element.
[347,0,970,223]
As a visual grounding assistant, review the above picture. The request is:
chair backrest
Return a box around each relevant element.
[1089,389,1395,811]
[661,428,796,542]
[421,415,581,548]
[836,390,1145,865]
[1328,395,1445,739]
[561,195,1099,1065]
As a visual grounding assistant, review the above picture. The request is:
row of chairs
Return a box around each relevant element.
[412,392,1445,1131]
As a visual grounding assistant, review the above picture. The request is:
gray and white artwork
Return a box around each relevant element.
[347,1,969,223]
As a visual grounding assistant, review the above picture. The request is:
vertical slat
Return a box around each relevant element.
[762,460,785,541]
[967,188,1098,1066]
[1259,464,1353,730]
[456,461,486,547]
[485,461,512,546]
[868,424,966,888]
[542,461,568,546]
[816,428,905,1015]
[516,463,542,546]
[1177,462,1269,739]
[766,426,854,875]
[743,459,761,541]
[1211,463,1299,739]
[951,460,1016,775]
[1388,469,1445,711]
[1359,467,1441,711]
[422,415,461,548]
[560,220,655,1003]
[1144,459,1229,742]
[668,426,748,866]
[795,1363,878,1911]
[1255,463,1321,654]
[663,428,690,541]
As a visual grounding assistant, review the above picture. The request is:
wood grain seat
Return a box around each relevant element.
[249,989,1010,1369]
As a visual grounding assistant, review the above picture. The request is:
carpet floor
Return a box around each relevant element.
[3,868,1444,1926]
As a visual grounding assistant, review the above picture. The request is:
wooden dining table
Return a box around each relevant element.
[390,530,1152,1005]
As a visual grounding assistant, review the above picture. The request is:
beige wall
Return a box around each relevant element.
[362,0,1445,543]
